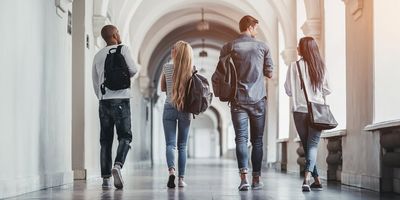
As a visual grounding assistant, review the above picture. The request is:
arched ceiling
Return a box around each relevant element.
[96,0,298,63]
[115,0,277,97]
[145,21,239,93]
[120,0,278,60]
[94,0,299,97]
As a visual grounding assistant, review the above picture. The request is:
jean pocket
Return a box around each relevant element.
[254,99,266,115]
[115,103,130,118]
[163,107,176,120]
[231,104,243,113]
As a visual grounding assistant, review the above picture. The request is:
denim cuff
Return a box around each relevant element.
[168,167,176,171]
[102,174,112,178]
[239,168,248,174]
[115,162,123,168]
[252,171,261,177]
[307,170,319,178]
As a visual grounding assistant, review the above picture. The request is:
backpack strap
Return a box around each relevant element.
[116,45,123,54]
[229,41,238,103]
[229,41,235,53]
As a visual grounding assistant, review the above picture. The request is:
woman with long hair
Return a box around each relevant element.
[284,37,331,192]
[160,40,193,188]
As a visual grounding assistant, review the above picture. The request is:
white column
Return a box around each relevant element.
[72,0,86,180]
[342,0,380,191]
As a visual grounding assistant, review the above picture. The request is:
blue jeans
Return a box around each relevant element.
[231,98,266,176]
[293,112,322,177]
[99,99,132,178]
[163,102,191,177]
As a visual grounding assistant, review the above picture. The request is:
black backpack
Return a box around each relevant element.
[184,70,213,117]
[101,45,131,95]
[211,43,237,102]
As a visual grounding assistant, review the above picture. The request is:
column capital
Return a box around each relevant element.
[281,48,298,66]
[92,15,109,47]
[301,19,322,40]
[343,0,364,20]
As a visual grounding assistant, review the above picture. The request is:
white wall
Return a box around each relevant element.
[0,0,73,198]
[373,0,400,123]
[191,129,220,158]
[324,0,346,130]
[190,111,219,158]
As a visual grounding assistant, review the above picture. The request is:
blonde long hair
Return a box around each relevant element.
[171,41,193,111]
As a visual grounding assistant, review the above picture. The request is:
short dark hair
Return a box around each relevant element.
[239,15,259,32]
[101,25,117,41]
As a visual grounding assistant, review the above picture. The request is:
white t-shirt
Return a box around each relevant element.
[92,45,137,100]
[284,59,331,113]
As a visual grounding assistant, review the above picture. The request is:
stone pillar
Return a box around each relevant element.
[326,138,342,181]
[277,139,289,171]
[296,143,306,176]
[281,48,298,173]
[341,0,379,191]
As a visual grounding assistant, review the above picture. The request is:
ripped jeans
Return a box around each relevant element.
[99,99,132,178]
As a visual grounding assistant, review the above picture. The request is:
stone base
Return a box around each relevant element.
[74,169,87,180]
[341,171,380,191]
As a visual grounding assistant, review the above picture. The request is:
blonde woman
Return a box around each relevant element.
[160,41,193,188]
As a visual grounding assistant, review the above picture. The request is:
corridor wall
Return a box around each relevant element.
[0,0,73,198]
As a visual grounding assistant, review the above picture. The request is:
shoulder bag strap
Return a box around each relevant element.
[296,60,310,104]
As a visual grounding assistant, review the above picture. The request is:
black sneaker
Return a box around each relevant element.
[167,174,176,188]
[310,182,323,191]
[302,183,311,192]
[238,179,250,191]
[102,178,112,189]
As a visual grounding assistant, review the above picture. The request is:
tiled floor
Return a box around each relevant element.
[8,159,400,200]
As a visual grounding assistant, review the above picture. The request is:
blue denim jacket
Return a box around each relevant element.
[219,34,274,104]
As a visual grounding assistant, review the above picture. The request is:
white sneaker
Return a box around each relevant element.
[178,178,187,187]
[251,181,264,190]
[112,165,124,189]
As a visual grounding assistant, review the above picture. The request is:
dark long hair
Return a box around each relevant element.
[298,37,325,92]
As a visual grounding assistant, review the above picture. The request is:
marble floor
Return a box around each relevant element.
[7,159,400,200]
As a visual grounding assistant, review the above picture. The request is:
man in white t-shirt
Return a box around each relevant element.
[92,25,137,189]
